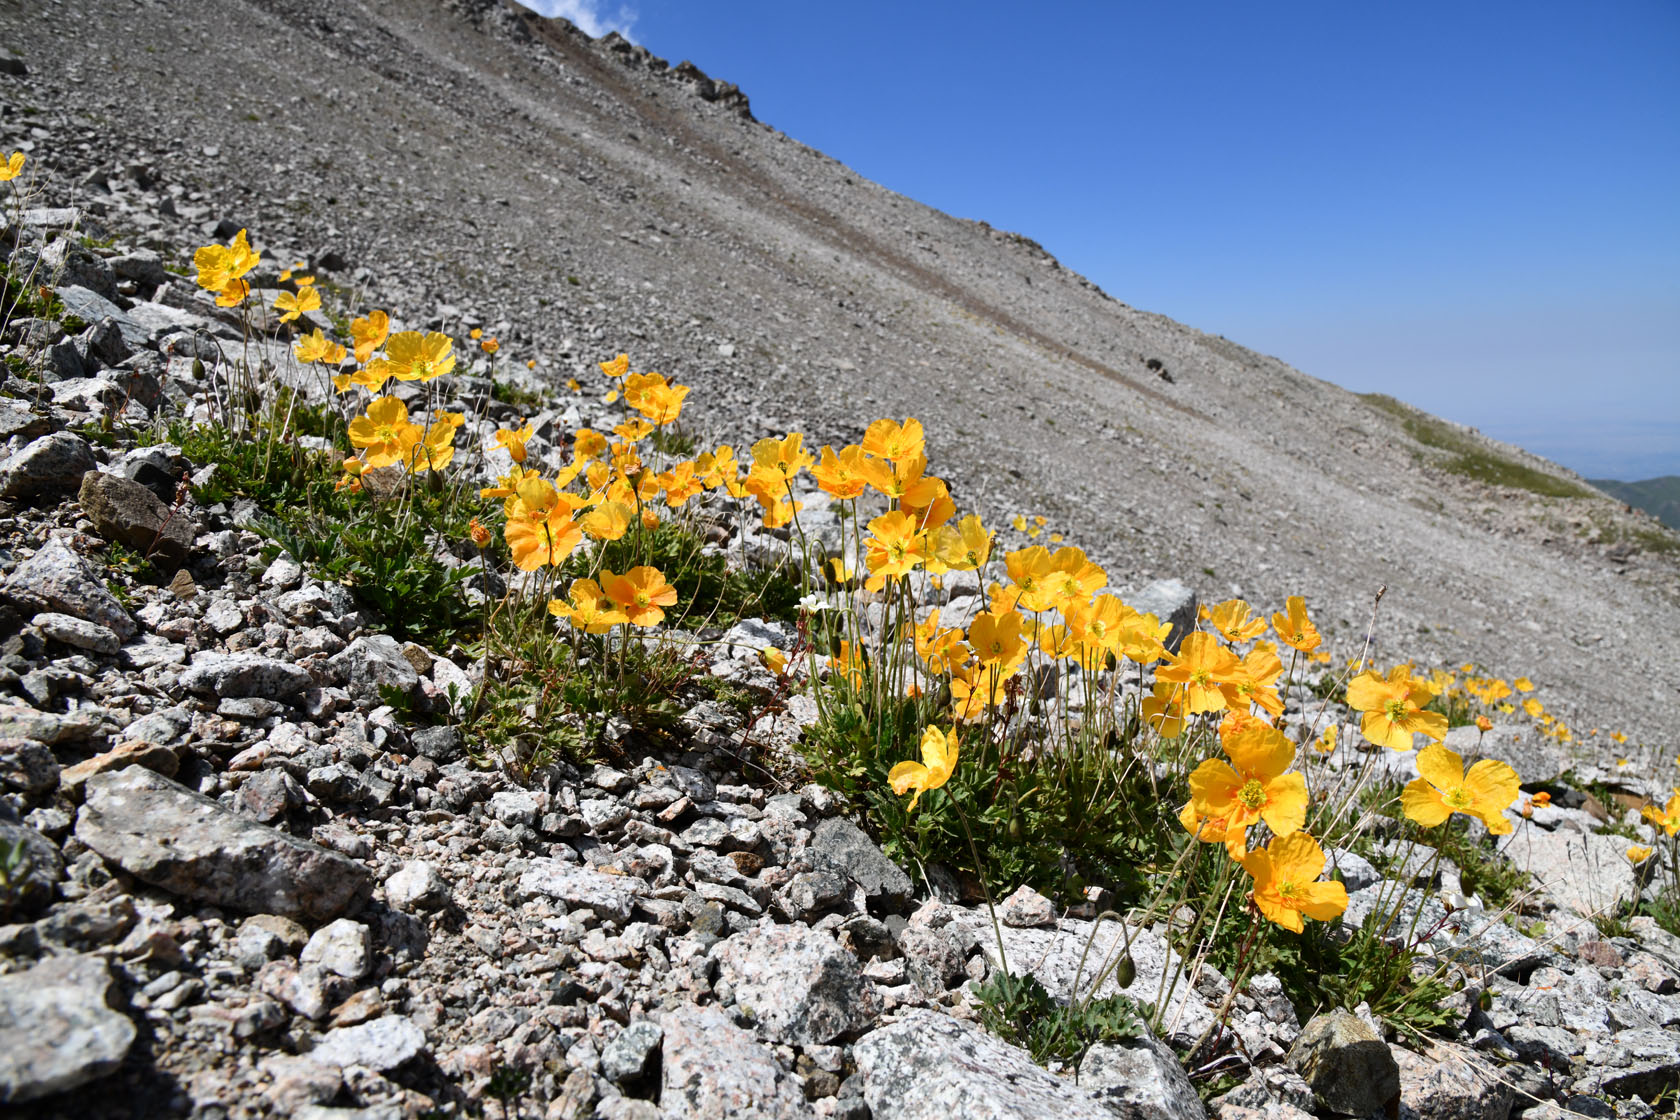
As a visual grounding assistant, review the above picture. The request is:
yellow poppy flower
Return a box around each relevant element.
[1346,665,1448,750]
[1202,598,1267,644]
[380,331,456,382]
[1182,723,1309,858]
[273,285,321,324]
[350,310,391,364]
[602,566,679,628]
[1240,833,1349,933]
[1156,632,1241,714]
[193,229,259,292]
[1642,793,1680,838]
[864,510,926,591]
[0,151,25,181]
[860,417,926,464]
[1270,596,1321,653]
[1400,744,1520,836]
[889,725,958,812]
[293,329,347,366]
[548,578,628,635]
[494,421,534,464]
[347,395,416,469]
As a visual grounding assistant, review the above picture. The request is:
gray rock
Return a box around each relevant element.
[53,286,148,351]
[307,1015,426,1073]
[77,470,194,564]
[179,651,314,700]
[712,923,879,1045]
[300,919,373,980]
[0,432,96,501]
[2,540,135,639]
[896,924,966,995]
[237,768,305,822]
[109,249,170,289]
[602,1019,664,1083]
[1287,1009,1400,1116]
[1392,1040,1512,1120]
[1078,1031,1206,1120]
[0,819,62,914]
[75,768,372,921]
[0,705,113,748]
[1124,579,1198,653]
[659,1003,812,1119]
[31,611,121,655]
[1000,883,1058,928]
[327,635,419,702]
[0,954,135,1103]
[854,1008,1115,1119]
[0,400,51,442]
[410,726,462,762]
[0,738,60,796]
[519,857,646,920]
[385,860,449,911]
[811,817,912,910]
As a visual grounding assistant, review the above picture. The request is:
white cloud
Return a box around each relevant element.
[524,0,637,40]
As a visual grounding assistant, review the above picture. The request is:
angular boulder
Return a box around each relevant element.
[0,955,135,1103]
[659,1003,811,1120]
[853,1008,1115,1119]
[1287,1009,1400,1117]
[1,540,134,638]
[77,469,194,564]
[712,923,878,1045]
[75,768,372,921]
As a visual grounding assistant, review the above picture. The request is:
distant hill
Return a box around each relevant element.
[1590,476,1680,530]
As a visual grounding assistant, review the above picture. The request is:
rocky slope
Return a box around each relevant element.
[1,59,1680,1120]
[0,0,1676,751]
[1,3,1680,1119]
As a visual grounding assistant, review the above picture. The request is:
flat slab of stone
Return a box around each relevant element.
[518,857,646,920]
[2,539,134,638]
[853,1008,1115,1119]
[712,923,879,1045]
[307,1016,426,1073]
[179,651,314,700]
[0,954,135,1103]
[76,768,372,921]
[659,1003,812,1120]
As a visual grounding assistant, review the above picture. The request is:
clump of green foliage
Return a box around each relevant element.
[973,968,1143,1063]
[176,414,481,648]
[1361,393,1593,499]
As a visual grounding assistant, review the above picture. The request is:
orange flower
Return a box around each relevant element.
[504,478,583,570]
[1346,665,1448,750]
[1241,833,1349,933]
[1270,596,1321,653]
[860,417,925,463]
[1202,599,1267,644]
[1222,641,1284,718]
[889,725,958,812]
[1155,632,1241,714]
[1181,723,1308,858]
[602,566,679,627]
[864,510,926,591]
[1401,744,1520,836]
[548,578,628,635]
[350,310,391,363]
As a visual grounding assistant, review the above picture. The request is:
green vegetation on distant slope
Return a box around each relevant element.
[1360,394,1594,499]
[1589,475,1680,531]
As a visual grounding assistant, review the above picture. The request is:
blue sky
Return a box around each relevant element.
[531,1,1680,480]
